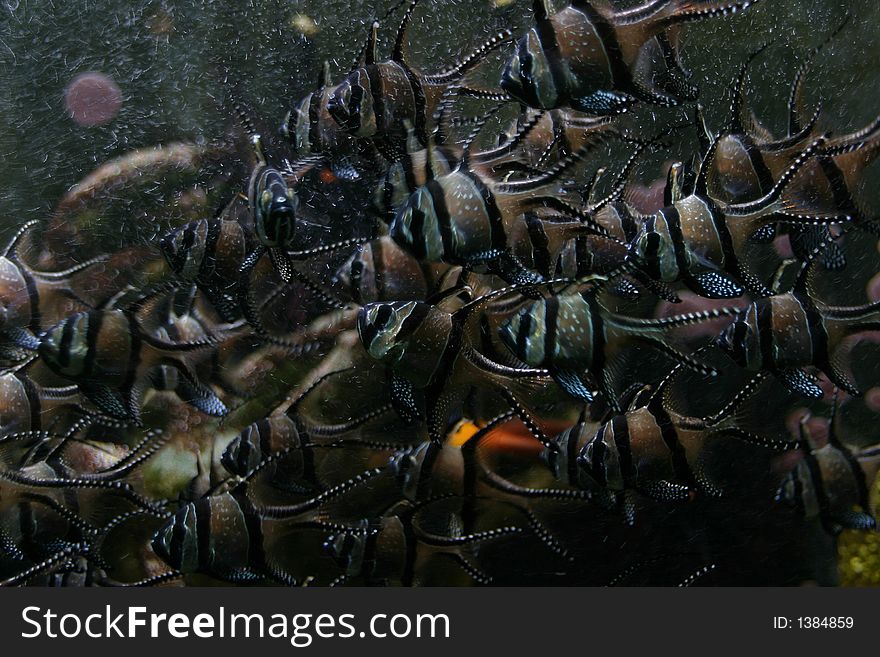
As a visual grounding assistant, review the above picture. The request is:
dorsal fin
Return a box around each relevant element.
[470,109,546,164]
[694,104,714,155]
[581,166,605,206]
[659,0,761,29]
[392,0,420,64]
[232,100,258,139]
[590,135,660,213]
[365,21,379,66]
[231,101,266,165]
[423,29,513,84]
[726,41,771,135]
[533,0,552,22]
[611,0,675,26]
[319,60,331,88]
[493,131,616,194]
[724,135,827,216]
[424,131,441,181]
[459,103,506,169]
[796,412,822,452]
[788,13,849,136]
[2,219,39,259]
[694,131,721,198]
[664,161,685,206]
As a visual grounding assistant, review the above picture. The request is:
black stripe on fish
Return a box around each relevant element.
[516,310,533,364]
[366,65,387,136]
[756,299,775,370]
[398,62,429,147]
[57,316,78,373]
[308,94,322,154]
[233,486,267,574]
[799,294,831,377]
[741,134,775,195]
[818,154,858,215]
[533,10,569,104]
[544,295,559,367]
[613,415,635,488]
[373,238,388,299]
[584,291,609,398]
[590,427,608,486]
[425,179,456,258]
[196,499,212,571]
[573,1,631,90]
[80,312,104,378]
[19,265,41,333]
[122,312,141,417]
[462,169,507,252]
[649,396,693,488]
[170,505,189,571]
[407,204,428,261]
[660,207,692,281]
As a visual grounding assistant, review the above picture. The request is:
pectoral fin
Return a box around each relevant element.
[689,271,743,299]
[552,369,595,403]
[80,382,131,422]
[390,373,423,425]
[777,368,823,399]
[571,91,636,115]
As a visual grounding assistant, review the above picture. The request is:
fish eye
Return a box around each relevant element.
[374,304,394,331]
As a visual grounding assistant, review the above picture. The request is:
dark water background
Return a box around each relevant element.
[0,0,878,584]
[0,0,876,246]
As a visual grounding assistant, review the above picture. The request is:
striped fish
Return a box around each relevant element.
[221,412,396,496]
[0,371,81,440]
[328,483,572,586]
[150,489,278,584]
[0,446,166,584]
[499,285,740,409]
[777,405,876,534]
[235,130,370,324]
[244,135,301,284]
[482,109,616,169]
[357,286,553,442]
[152,468,386,584]
[628,134,845,299]
[703,28,878,273]
[324,0,512,160]
[714,290,880,398]
[0,220,108,365]
[282,60,363,160]
[374,110,615,222]
[37,308,227,424]
[324,515,410,586]
[389,136,613,287]
[528,373,796,523]
[334,236,428,304]
[160,212,249,322]
[501,0,758,114]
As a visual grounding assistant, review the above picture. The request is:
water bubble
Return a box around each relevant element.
[64,72,123,127]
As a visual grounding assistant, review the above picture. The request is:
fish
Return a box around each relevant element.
[0,220,109,365]
[499,280,740,409]
[324,0,513,160]
[714,290,880,398]
[37,307,228,424]
[777,398,877,534]
[501,0,759,114]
